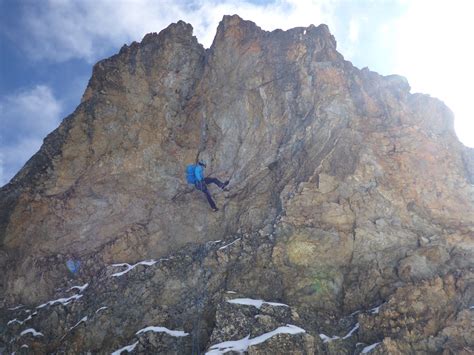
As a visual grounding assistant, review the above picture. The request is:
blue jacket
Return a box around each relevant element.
[194,165,204,182]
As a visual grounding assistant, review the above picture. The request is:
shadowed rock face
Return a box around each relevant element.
[0,15,473,354]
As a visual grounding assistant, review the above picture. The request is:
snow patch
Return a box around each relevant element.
[7,312,36,326]
[319,333,340,343]
[37,294,83,309]
[136,326,189,337]
[111,341,139,355]
[111,259,159,277]
[218,238,241,250]
[226,291,236,294]
[67,283,89,293]
[8,305,24,311]
[206,324,305,354]
[370,303,385,314]
[227,298,288,309]
[303,29,307,35]
[21,344,29,349]
[469,305,474,309]
[96,306,108,314]
[20,328,43,337]
[207,334,251,354]
[350,310,361,316]
[362,342,381,353]
[320,323,359,342]
[343,323,360,339]
[70,316,88,330]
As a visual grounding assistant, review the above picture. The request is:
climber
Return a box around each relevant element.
[186,160,229,212]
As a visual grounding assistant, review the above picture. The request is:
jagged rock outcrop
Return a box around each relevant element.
[0,14,473,354]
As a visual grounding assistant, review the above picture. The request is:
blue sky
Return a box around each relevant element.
[1,0,473,186]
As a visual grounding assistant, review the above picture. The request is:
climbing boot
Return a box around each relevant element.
[221,180,230,191]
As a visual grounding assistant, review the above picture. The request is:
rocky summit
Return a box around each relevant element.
[0,14,473,354]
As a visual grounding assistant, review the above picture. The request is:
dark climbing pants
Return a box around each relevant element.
[195,177,225,209]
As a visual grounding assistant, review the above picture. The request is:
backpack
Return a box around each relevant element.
[186,164,197,184]
[66,259,81,274]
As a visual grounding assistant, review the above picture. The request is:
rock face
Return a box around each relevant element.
[0,15,473,354]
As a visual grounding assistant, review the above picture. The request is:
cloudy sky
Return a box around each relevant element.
[1,0,473,186]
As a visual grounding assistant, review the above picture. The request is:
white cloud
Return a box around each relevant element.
[339,15,367,60]
[0,85,62,186]
[1,85,62,134]
[21,0,166,62]
[392,0,474,147]
[348,18,360,43]
[19,0,337,62]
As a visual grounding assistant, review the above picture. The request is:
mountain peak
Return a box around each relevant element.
[214,14,336,50]
[142,20,195,45]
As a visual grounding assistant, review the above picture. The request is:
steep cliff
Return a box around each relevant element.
[1,15,473,354]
